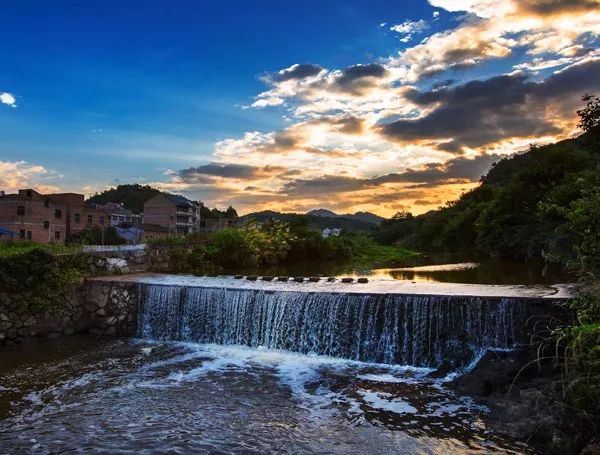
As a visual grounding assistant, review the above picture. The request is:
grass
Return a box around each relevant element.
[0,241,83,257]
[350,235,417,267]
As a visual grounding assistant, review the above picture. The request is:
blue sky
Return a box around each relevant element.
[1,0,599,215]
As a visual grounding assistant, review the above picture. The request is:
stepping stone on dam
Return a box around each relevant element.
[341,277,354,283]
[277,276,289,281]
[246,275,258,281]
[327,277,336,282]
[234,275,244,279]
[293,277,305,282]
[357,277,369,283]
[308,277,320,282]
[261,276,274,281]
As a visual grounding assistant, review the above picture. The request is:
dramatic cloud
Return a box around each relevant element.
[0,92,16,108]
[269,63,324,82]
[166,0,600,216]
[176,163,287,182]
[380,59,600,150]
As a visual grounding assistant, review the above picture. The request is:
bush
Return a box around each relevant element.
[0,249,82,308]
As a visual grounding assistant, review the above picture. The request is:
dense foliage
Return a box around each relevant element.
[150,217,413,274]
[0,249,82,308]
[376,131,600,265]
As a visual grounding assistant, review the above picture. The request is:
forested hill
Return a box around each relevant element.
[375,130,600,263]
[86,184,160,213]
[240,210,377,232]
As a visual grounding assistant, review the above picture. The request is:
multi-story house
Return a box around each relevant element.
[0,189,83,242]
[0,188,122,243]
[143,193,200,236]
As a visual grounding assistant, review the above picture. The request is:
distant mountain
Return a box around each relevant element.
[240,210,378,232]
[307,208,384,225]
[306,209,338,218]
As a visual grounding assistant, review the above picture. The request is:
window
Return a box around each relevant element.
[55,231,61,240]
[87,214,93,225]
[17,205,25,216]
[200,219,207,228]
[44,220,49,230]
[19,229,25,239]
[27,231,32,240]
[26,190,32,197]
[55,209,62,219]
[74,213,80,223]
[100,216,105,225]
[44,198,49,207]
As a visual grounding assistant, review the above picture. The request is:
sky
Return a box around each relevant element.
[1,0,599,217]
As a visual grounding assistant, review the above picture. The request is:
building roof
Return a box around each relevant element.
[163,192,198,207]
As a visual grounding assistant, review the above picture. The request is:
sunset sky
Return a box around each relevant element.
[1,0,599,216]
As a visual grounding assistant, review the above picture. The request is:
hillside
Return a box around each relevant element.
[240,210,377,232]
[376,130,600,263]
[86,184,160,214]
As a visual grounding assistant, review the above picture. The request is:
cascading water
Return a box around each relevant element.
[137,284,532,368]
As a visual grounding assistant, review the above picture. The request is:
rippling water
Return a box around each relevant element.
[0,336,531,454]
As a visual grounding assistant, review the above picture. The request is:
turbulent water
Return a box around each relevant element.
[139,284,529,368]
[0,336,532,454]
[0,284,546,453]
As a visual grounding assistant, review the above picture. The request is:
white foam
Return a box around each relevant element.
[358,391,418,414]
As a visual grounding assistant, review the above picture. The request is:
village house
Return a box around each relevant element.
[143,193,201,236]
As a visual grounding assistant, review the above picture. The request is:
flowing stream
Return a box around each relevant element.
[0,279,553,453]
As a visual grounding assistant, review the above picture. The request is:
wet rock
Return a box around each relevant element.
[327,277,336,282]
[293,277,305,283]
[261,276,274,281]
[341,278,354,283]
[308,277,320,282]
[246,275,258,281]
[234,275,244,279]
[357,277,369,283]
[426,361,455,379]
[277,276,289,282]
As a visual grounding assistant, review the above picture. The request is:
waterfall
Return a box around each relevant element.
[137,284,532,368]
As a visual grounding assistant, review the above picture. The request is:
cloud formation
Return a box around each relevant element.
[0,92,16,108]
[0,161,58,192]
[163,0,600,216]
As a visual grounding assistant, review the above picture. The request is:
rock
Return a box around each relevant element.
[341,277,354,283]
[246,275,258,281]
[234,275,244,279]
[277,276,289,282]
[426,361,455,379]
[327,277,336,282]
[308,277,320,282]
[293,277,305,283]
[357,277,369,283]
[261,276,274,281]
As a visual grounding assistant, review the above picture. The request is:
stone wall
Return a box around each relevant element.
[0,280,139,348]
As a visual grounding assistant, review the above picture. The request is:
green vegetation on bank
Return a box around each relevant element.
[0,249,83,308]
[0,241,82,257]
[149,217,414,273]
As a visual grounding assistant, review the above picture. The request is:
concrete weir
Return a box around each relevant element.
[89,273,572,368]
